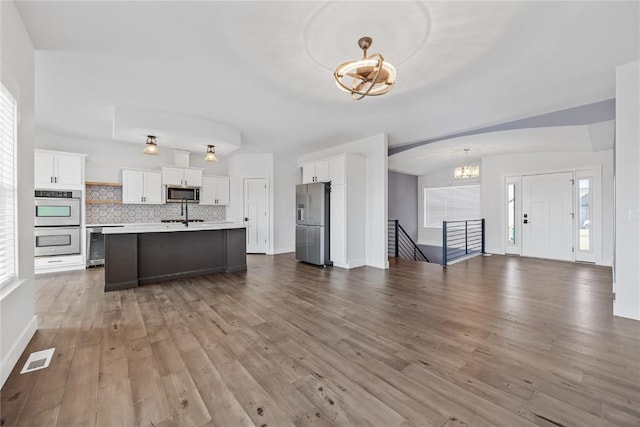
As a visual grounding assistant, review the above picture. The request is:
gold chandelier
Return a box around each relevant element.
[333,36,396,100]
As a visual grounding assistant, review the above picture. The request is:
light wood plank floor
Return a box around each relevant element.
[1,254,639,427]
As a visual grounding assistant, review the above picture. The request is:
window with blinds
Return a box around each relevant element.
[0,83,17,289]
[423,185,481,228]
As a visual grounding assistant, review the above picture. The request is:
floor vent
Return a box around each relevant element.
[20,348,55,374]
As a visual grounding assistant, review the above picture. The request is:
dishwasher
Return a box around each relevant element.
[86,225,123,267]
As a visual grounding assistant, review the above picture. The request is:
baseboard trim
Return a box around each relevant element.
[1,315,38,388]
[272,247,294,255]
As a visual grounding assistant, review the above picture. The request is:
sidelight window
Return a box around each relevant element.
[578,178,592,252]
[0,83,17,289]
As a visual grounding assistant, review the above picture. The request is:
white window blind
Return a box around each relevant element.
[0,83,17,289]
[424,185,481,228]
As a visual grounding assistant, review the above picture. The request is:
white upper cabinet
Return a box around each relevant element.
[34,150,84,189]
[200,176,230,205]
[122,169,162,204]
[302,160,330,183]
[302,155,349,185]
[161,167,203,187]
[183,168,203,187]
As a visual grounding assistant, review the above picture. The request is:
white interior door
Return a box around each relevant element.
[243,178,268,253]
[522,172,574,261]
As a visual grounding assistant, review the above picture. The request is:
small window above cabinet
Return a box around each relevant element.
[302,160,329,184]
[200,176,230,205]
[161,166,203,187]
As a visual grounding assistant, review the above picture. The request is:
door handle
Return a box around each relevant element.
[297,208,304,221]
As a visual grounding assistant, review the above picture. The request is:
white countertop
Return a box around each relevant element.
[101,221,244,234]
[86,220,233,227]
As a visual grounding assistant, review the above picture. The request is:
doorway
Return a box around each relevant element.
[521,172,574,261]
[243,177,269,253]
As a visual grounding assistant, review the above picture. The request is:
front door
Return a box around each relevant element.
[243,178,269,253]
[522,172,574,261]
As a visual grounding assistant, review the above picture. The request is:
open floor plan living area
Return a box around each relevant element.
[1,1,639,426]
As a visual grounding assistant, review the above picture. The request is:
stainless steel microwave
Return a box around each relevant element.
[166,186,200,203]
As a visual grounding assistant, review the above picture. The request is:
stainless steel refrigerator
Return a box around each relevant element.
[296,182,332,266]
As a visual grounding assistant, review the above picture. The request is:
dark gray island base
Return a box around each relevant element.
[104,227,246,292]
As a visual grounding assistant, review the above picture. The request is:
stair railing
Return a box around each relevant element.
[442,219,485,265]
[388,220,429,263]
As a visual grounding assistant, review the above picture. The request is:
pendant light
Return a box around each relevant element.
[454,148,480,179]
[143,135,159,155]
[204,145,218,162]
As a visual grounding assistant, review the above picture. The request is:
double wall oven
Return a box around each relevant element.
[34,190,81,257]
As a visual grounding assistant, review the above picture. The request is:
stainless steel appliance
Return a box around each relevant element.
[35,226,80,257]
[34,190,81,227]
[166,186,200,203]
[34,189,82,257]
[295,182,331,266]
[86,225,123,267]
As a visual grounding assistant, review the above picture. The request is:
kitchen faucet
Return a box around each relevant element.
[180,198,189,226]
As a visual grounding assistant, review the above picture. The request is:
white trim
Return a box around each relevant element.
[500,165,604,264]
[272,247,294,255]
[0,278,26,301]
[1,315,38,387]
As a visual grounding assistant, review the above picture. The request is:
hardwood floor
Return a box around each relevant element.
[1,254,639,426]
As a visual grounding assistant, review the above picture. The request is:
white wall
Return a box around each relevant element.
[297,133,388,269]
[481,150,614,265]
[0,0,38,387]
[273,153,297,254]
[614,60,640,320]
[417,165,481,246]
[35,132,229,183]
[227,153,275,253]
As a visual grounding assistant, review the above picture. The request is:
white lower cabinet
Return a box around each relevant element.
[122,169,162,204]
[35,254,85,274]
[200,176,230,205]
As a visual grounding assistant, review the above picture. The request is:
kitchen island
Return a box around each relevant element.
[102,222,246,292]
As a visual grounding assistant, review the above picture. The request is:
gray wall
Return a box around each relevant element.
[388,171,418,241]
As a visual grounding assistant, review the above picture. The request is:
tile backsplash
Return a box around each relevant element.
[85,185,226,224]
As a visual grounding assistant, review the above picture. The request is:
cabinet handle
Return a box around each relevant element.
[50,177,53,183]
[55,177,58,183]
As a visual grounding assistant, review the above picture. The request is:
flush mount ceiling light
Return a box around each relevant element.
[204,145,218,162]
[143,135,159,155]
[454,148,480,179]
[333,36,396,100]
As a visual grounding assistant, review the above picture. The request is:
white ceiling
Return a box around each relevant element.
[14,1,640,168]
[387,121,615,176]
